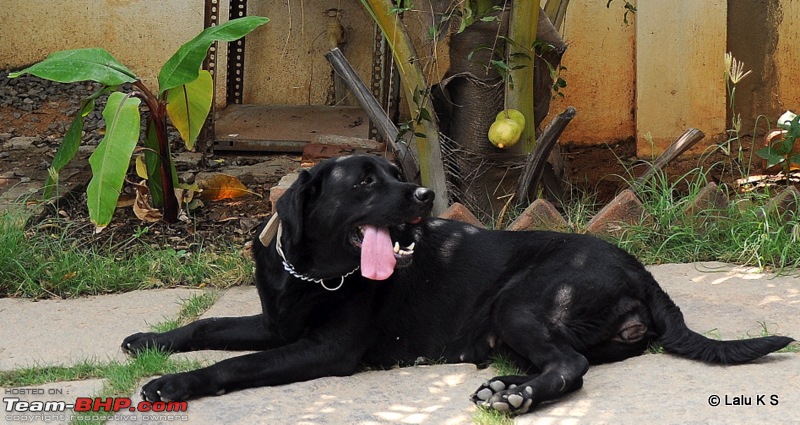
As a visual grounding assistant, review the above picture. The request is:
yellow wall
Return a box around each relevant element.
[0,0,206,92]
[2,1,799,157]
[636,0,728,156]
[776,0,800,118]
[549,0,636,146]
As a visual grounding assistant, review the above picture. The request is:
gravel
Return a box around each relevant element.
[1,69,182,146]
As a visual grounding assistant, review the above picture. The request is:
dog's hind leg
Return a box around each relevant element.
[122,314,278,355]
[470,311,589,415]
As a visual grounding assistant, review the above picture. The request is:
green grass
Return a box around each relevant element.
[489,353,524,376]
[0,349,199,390]
[0,209,252,298]
[473,408,515,425]
[150,291,219,333]
[606,167,800,271]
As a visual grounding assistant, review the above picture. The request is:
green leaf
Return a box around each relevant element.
[43,87,112,199]
[43,109,87,199]
[158,16,269,94]
[784,115,800,142]
[756,147,786,168]
[9,48,138,86]
[143,120,164,208]
[778,136,795,155]
[790,153,800,167]
[166,70,213,150]
[418,107,433,123]
[86,92,142,230]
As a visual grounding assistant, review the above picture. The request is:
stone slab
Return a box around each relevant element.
[2,263,797,425]
[174,286,262,366]
[649,262,799,339]
[517,353,799,425]
[0,289,201,371]
[118,364,495,425]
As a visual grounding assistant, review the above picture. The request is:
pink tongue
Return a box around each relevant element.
[360,225,396,280]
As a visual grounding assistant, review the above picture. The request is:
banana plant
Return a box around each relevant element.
[10,16,269,231]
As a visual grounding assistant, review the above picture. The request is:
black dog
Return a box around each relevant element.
[122,154,793,414]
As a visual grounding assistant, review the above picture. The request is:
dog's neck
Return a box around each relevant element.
[259,213,359,291]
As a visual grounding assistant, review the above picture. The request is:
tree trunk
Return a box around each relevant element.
[434,7,567,222]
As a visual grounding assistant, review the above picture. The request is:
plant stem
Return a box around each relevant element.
[360,0,449,214]
[507,3,540,154]
[133,81,179,223]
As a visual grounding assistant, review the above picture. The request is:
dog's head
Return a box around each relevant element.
[275,155,434,281]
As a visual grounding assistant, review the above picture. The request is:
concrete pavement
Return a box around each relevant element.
[1,262,798,424]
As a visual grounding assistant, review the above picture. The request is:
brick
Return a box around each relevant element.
[586,189,652,236]
[302,143,352,162]
[269,172,300,211]
[438,202,484,228]
[507,199,568,231]
[682,182,729,227]
[302,136,386,163]
[765,185,800,220]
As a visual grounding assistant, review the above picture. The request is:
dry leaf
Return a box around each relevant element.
[197,174,261,201]
[116,194,136,208]
[133,181,162,223]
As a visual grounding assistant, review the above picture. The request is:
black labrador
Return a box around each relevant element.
[122,154,793,414]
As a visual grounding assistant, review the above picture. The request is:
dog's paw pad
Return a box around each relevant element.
[491,401,510,412]
[471,381,536,415]
[474,388,494,401]
[507,394,524,408]
[489,380,506,391]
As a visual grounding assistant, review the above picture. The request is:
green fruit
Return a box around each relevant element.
[496,109,526,130]
[488,118,522,149]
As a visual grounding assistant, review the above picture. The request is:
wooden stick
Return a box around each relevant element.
[635,128,705,185]
[324,48,420,182]
[515,106,576,208]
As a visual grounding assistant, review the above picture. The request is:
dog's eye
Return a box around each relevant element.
[360,175,376,187]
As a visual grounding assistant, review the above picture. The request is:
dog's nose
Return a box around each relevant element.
[413,187,435,204]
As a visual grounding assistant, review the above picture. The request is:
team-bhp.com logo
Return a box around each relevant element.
[4,396,187,422]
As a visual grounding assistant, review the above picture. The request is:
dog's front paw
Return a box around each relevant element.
[141,372,208,402]
[121,332,172,356]
[470,377,535,415]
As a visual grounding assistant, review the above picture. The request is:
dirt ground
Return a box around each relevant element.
[0,85,296,249]
[0,75,782,250]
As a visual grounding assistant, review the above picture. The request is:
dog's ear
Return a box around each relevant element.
[275,169,314,245]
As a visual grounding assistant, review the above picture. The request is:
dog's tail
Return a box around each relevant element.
[645,278,794,365]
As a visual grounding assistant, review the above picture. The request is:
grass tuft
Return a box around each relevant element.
[0,209,252,298]
[0,348,200,389]
[473,407,515,425]
[610,166,800,271]
[151,291,219,333]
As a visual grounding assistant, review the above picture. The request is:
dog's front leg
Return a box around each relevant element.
[122,314,279,355]
[139,335,366,402]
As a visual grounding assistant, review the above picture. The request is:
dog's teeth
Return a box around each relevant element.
[393,242,400,253]
[406,242,415,251]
